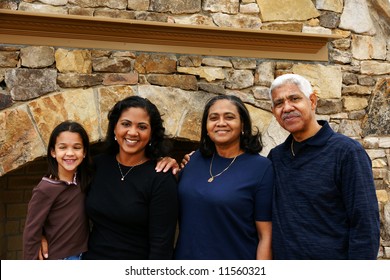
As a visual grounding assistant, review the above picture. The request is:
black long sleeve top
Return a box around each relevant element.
[83,154,178,260]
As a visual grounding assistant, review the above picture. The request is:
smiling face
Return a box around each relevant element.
[206,99,243,151]
[51,131,85,182]
[271,83,318,140]
[114,107,151,163]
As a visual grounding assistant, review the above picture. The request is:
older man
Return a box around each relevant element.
[268,74,380,259]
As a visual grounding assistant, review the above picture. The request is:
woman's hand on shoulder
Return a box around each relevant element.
[155,157,180,175]
[180,151,194,169]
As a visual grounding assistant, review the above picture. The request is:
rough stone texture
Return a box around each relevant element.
[343,96,369,111]
[135,54,177,74]
[369,0,390,35]
[202,58,232,68]
[342,85,372,95]
[172,14,214,26]
[240,3,260,14]
[261,117,290,157]
[19,2,68,14]
[57,73,103,88]
[127,0,149,11]
[261,22,303,32]
[0,51,19,68]
[302,26,332,35]
[293,64,342,99]
[343,73,358,85]
[348,109,367,120]
[363,78,390,136]
[0,106,46,176]
[0,92,13,110]
[340,0,376,35]
[94,9,136,19]
[231,59,257,70]
[257,0,320,22]
[332,38,351,50]
[254,61,275,87]
[358,76,376,86]
[203,0,240,14]
[212,13,262,29]
[319,11,340,29]
[252,86,270,100]
[103,73,138,86]
[5,69,57,101]
[383,202,390,240]
[225,69,254,89]
[97,86,136,134]
[138,85,215,139]
[0,0,18,9]
[69,7,94,16]
[177,66,225,82]
[146,74,198,90]
[28,89,99,144]
[317,99,343,115]
[338,119,364,137]
[134,11,170,22]
[330,48,353,64]
[20,46,55,68]
[55,49,92,74]
[150,0,201,13]
[246,103,273,134]
[361,61,390,75]
[351,34,387,60]
[92,57,132,73]
[316,0,343,13]
[376,190,389,203]
[198,82,226,95]
[178,56,203,67]
[68,0,127,9]
[378,137,390,148]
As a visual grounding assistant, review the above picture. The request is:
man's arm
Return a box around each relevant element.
[342,146,380,259]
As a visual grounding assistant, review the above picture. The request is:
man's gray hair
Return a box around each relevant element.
[269,74,313,101]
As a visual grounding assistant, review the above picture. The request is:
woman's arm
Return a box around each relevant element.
[155,157,180,174]
[256,221,272,260]
[148,174,179,259]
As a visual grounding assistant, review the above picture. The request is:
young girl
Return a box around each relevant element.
[23,121,92,260]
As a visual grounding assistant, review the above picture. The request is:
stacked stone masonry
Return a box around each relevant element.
[0,0,389,259]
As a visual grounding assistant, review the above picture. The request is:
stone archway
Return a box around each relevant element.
[0,84,282,177]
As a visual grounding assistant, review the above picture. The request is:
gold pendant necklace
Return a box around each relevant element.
[208,153,238,183]
[117,158,146,181]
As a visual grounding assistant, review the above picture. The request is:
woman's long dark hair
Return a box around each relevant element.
[199,95,263,157]
[105,95,171,160]
[46,121,93,192]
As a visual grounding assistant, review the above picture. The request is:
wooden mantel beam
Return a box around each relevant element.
[0,9,341,61]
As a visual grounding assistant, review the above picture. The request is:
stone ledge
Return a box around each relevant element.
[0,9,341,61]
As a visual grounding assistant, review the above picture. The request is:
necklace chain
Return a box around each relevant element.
[208,153,238,183]
[117,159,145,181]
[291,140,295,157]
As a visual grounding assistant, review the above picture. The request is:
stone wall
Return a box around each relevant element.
[0,0,389,259]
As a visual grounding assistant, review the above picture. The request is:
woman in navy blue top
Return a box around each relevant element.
[174,95,274,260]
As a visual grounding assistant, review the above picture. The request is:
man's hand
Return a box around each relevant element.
[155,157,180,175]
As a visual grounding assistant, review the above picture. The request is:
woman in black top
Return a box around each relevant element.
[83,96,178,260]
